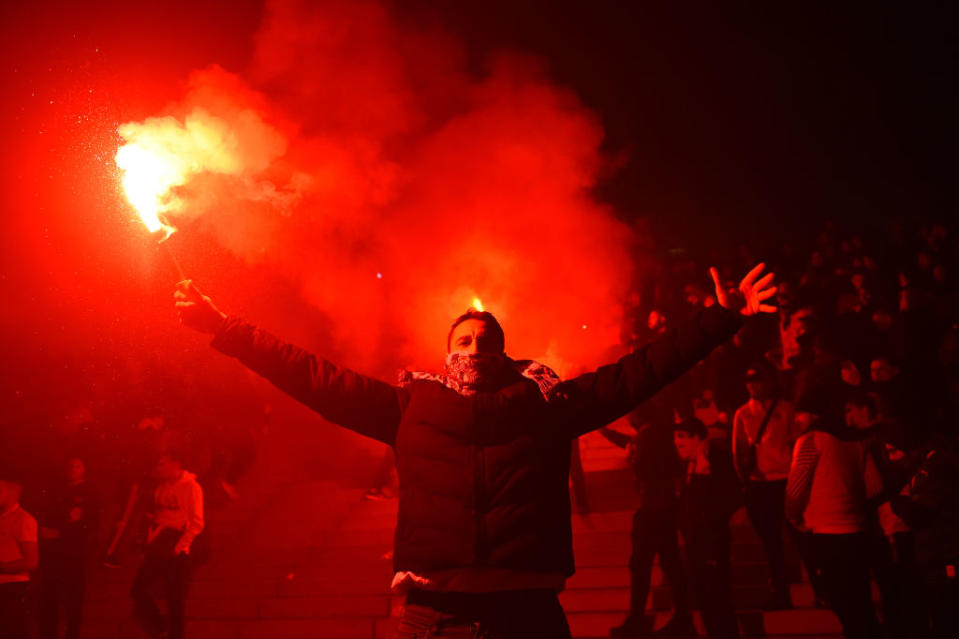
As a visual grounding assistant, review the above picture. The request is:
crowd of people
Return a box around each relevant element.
[0,450,204,639]
[1,218,957,639]
[605,218,959,639]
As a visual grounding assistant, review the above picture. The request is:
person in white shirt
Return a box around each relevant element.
[0,474,39,639]
[732,361,803,609]
[130,451,204,639]
[786,387,882,639]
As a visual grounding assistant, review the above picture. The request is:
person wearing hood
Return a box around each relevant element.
[130,450,204,639]
[173,263,777,639]
[785,384,883,639]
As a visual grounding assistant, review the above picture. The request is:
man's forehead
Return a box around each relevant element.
[451,318,490,336]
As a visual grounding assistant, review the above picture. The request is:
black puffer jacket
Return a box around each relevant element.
[211,305,741,577]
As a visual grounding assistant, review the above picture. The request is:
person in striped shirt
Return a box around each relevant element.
[785,385,882,639]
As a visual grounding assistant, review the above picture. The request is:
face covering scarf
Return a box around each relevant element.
[443,352,507,395]
[398,357,561,400]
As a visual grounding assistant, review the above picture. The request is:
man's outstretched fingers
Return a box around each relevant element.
[755,272,775,290]
[757,287,778,301]
[709,267,723,289]
[742,262,766,286]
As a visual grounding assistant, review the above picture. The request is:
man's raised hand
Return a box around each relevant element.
[710,263,778,317]
[174,280,227,334]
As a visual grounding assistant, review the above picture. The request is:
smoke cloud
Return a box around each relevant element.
[124,0,637,377]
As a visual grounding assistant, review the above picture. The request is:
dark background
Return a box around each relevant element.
[439,2,959,248]
[2,1,957,254]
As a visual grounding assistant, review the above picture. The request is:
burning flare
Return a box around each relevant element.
[115,141,180,239]
[472,297,484,312]
[115,107,280,240]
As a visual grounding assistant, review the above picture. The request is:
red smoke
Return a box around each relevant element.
[137,0,636,377]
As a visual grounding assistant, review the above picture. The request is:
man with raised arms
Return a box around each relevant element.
[174,264,777,639]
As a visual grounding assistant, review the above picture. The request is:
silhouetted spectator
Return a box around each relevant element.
[39,457,100,639]
[605,412,693,638]
[673,418,742,639]
[867,418,931,639]
[890,437,959,639]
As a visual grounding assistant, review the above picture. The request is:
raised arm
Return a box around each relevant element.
[175,281,406,445]
[551,263,775,437]
[554,305,741,436]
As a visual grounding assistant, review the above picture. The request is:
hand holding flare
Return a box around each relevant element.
[175,280,227,334]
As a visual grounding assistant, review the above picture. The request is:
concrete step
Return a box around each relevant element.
[759,609,842,636]
[567,609,842,638]
[560,583,817,613]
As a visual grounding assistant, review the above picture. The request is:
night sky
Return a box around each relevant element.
[440,2,959,246]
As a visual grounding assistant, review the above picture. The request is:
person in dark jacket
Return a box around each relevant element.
[673,418,743,639]
[890,438,959,639]
[869,419,932,639]
[603,410,693,638]
[174,264,777,639]
[38,457,100,639]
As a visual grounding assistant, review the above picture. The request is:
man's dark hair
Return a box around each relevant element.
[447,310,505,353]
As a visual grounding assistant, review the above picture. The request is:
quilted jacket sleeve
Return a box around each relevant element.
[211,317,407,445]
[551,305,743,437]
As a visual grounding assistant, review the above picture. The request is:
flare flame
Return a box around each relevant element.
[115,141,180,239]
